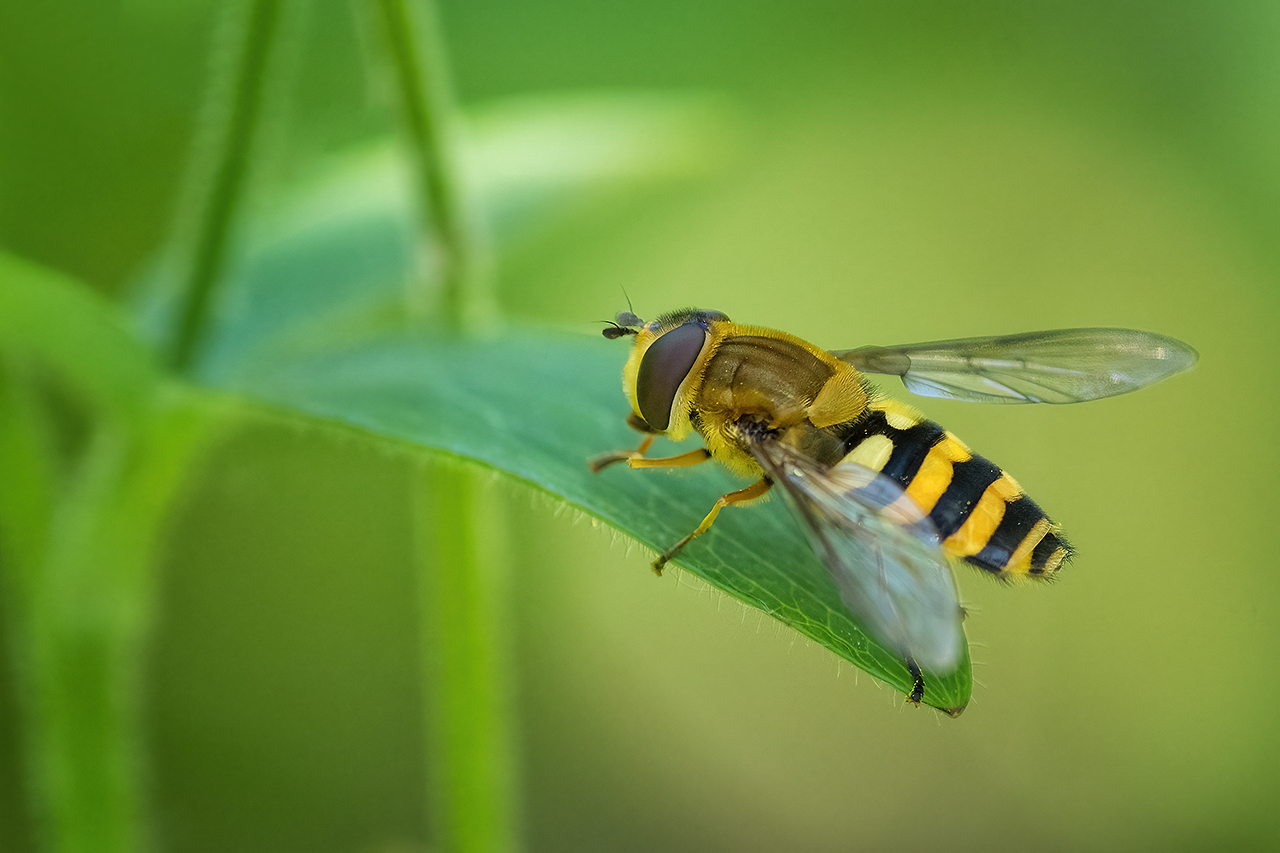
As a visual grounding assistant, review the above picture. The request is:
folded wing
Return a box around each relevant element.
[834,327,1198,404]
[747,434,964,673]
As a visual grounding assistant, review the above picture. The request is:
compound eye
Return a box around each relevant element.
[636,322,707,431]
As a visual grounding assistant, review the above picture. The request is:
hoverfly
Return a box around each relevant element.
[590,309,1196,705]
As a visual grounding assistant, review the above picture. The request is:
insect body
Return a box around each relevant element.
[591,309,1197,701]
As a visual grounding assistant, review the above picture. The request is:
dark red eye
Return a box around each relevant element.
[636,322,707,431]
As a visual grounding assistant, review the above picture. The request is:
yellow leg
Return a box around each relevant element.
[628,448,711,469]
[588,435,656,473]
[653,478,772,575]
[589,438,713,473]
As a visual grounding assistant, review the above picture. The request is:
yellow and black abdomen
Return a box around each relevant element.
[834,401,1072,580]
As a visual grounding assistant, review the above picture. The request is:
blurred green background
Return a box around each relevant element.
[2,1,1278,851]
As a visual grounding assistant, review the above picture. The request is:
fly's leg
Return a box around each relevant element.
[590,413,667,472]
[589,437,714,474]
[906,657,926,706]
[907,656,966,717]
[629,448,712,469]
[652,478,772,575]
[590,414,768,576]
[588,434,656,473]
[589,411,716,473]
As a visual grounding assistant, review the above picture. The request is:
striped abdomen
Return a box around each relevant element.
[833,401,1072,579]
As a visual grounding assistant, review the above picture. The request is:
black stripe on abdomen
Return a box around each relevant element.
[1029,529,1070,575]
[928,455,1004,540]
[833,409,948,492]
[966,496,1046,575]
[880,421,945,490]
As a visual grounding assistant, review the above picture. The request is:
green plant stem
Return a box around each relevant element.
[0,383,211,853]
[369,0,487,328]
[366,1,517,849]
[1,256,214,852]
[416,465,520,853]
[169,0,284,372]
[30,428,145,853]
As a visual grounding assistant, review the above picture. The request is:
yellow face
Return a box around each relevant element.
[615,309,730,442]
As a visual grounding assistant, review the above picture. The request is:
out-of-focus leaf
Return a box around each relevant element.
[464,91,736,241]
[234,332,972,712]
[0,252,161,422]
[131,91,735,384]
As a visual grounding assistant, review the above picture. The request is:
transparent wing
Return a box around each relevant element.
[833,327,1198,404]
[748,435,964,674]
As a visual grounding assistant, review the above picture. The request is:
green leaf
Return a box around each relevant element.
[133,86,964,711]
[149,86,968,712]
[464,91,737,242]
[123,88,743,398]
[0,252,162,422]
[232,332,972,712]
[131,91,736,382]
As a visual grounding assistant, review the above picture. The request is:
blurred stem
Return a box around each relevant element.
[366,1,516,850]
[168,0,284,372]
[367,0,489,328]
[415,465,520,853]
[0,255,187,852]
[0,360,56,582]
[0,380,212,853]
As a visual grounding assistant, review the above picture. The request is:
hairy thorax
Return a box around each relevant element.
[691,331,870,474]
